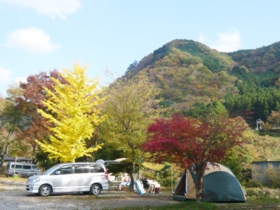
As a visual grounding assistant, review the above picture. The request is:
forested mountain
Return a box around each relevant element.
[228,41,280,74]
[124,39,280,127]
[126,40,238,108]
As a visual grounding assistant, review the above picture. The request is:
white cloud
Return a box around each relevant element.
[210,29,242,52]
[5,28,61,54]
[1,0,81,19]
[14,77,27,85]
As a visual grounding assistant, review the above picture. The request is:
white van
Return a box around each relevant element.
[26,162,109,196]
[6,162,42,178]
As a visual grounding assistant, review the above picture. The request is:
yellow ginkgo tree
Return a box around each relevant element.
[36,63,105,162]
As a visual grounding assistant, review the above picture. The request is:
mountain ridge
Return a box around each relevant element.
[123,39,280,124]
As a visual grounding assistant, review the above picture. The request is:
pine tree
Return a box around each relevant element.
[275,101,280,111]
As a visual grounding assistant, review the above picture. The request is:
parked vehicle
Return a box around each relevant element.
[26,162,109,196]
[6,162,42,178]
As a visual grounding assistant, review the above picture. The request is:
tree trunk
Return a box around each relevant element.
[32,144,37,164]
[0,153,4,168]
[195,164,204,203]
[128,162,136,192]
[129,171,134,192]
[0,145,8,168]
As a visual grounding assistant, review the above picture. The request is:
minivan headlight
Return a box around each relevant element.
[33,177,40,183]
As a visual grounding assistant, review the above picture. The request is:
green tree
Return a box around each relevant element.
[267,110,280,129]
[220,142,254,181]
[100,73,160,192]
[0,84,25,167]
[36,63,105,162]
[183,101,227,122]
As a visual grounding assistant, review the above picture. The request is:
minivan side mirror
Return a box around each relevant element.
[55,171,61,175]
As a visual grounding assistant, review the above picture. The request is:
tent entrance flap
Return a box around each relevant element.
[174,171,186,196]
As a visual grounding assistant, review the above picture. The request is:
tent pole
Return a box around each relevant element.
[171,166,173,193]
[138,164,140,179]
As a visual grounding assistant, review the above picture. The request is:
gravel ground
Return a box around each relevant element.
[0,183,178,210]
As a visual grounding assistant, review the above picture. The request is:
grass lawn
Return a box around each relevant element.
[108,190,280,210]
[0,175,27,183]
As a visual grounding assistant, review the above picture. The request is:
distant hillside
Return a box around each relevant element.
[125,39,238,109]
[123,39,280,125]
[228,41,280,74]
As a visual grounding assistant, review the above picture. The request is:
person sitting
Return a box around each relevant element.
[122,173,129,182]
[118,173,130,191]
[142,178,150,191]
[147,179,156,193]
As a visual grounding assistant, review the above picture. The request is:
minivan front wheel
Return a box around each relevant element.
[90,184,101,195]
[39,184,52,196]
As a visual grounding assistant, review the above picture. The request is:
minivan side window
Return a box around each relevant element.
[23,165,31,170]
[11,164,23,169]
[15,164,23,169]
[32,166,39,170]
[74,165,90,174]
[90,164,104,173]
[53,166,73,175]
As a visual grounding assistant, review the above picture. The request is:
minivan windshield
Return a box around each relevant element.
[42,164,62,175]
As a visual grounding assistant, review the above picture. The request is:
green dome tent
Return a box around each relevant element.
[173,162,246,203]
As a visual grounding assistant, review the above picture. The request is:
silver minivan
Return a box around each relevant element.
[26,162,109,196]
[6,162,42,178]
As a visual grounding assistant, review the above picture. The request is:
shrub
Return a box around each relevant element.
[159,177,172,187]
[243,180,263,188]
[245,187,270,198]
[265,166,280,189]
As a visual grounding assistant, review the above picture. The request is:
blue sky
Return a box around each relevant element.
[0,0,279,97]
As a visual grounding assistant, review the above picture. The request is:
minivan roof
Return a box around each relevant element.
[45,162,105,167]
[9,162,34,164]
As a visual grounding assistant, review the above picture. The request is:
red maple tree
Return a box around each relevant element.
[141,113,248,202]
[15,71,65,163]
